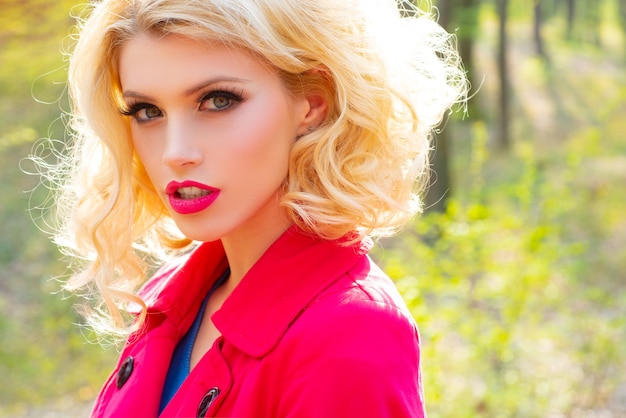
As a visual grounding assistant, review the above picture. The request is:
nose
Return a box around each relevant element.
[162,117,203,169]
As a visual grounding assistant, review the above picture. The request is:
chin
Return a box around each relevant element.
[172,221,228,244]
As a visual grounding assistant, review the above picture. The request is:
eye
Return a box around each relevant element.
[199,90,243,112]
[139,105,162,119]
[121,103,163,122]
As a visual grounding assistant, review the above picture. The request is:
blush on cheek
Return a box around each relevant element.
[234,99,294,159]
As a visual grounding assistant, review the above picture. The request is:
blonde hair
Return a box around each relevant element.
[47,0,466,336]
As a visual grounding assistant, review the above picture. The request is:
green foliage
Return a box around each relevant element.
[0,143,117,415]
[375,116,626,416]
[0,0,117,414]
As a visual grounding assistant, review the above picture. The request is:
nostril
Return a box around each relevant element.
[162,146,203,168]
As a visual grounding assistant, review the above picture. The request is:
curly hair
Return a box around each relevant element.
[46,0,466,335]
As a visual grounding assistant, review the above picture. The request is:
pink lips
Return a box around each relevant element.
[165,180,221,215]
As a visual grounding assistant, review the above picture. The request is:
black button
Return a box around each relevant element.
[197,387,220,417]
[116,356,134,389]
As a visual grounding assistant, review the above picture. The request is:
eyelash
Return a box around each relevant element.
[120,102,159,120]
[120,87,245,121]
[199,88,244,111]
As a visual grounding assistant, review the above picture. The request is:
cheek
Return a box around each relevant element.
[236,101,294,158]
[235,126,290,180]
[131,130,160,172]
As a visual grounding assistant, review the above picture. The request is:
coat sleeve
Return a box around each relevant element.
[275,299,426,418]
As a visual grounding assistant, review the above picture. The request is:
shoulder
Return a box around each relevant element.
[268,260,425,416]
[289,258,420,363]
[293,258,420,359]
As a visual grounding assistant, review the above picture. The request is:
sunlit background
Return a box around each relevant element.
[1,0,625,416]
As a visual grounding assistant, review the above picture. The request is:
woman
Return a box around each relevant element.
[48,0,466,416]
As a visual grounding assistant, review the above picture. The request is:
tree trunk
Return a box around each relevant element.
[421,0,455,212]
[437,0,453,31]
[496,0,511,151]
[566,0,576,40]
[458,0,482,118]
[583,0,601,46]
[618,0,626,51]
[533,0,547,59]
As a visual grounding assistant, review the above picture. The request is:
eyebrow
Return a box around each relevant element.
[122,76,251,100]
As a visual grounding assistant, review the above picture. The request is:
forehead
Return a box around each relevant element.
[118,34,276,93]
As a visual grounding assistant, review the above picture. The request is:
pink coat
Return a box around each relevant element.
[92,227,426,417]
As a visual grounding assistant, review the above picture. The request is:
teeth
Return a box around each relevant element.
[177,186,211,199]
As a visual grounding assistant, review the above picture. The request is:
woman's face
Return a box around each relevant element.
[119,34,312,243]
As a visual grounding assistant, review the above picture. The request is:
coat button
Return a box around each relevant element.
[197,387,220,417]
[116,356,134,389]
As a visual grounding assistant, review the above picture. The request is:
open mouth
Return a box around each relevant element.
[175,186,212,200]
[166,181,220,214]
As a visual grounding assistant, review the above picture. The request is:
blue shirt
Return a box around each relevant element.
[159,269,229,413]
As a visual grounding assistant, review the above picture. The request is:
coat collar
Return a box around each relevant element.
[140,227,371,357]
[137,239,228,341]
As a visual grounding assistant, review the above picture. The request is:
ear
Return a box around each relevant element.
[295,93,327,136]
[294,68,329,136]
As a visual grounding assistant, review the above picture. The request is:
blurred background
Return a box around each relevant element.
[1,0,625,416]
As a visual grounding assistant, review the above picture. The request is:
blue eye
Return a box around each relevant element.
[199,90,243,111]
[121,103,163,122]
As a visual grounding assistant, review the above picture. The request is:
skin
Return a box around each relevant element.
[119,33,326,367]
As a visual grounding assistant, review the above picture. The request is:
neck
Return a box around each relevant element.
[220,218,292,289]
